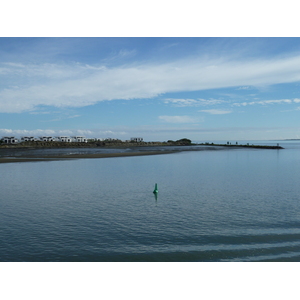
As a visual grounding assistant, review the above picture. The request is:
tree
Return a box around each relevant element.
[176,138,192,145]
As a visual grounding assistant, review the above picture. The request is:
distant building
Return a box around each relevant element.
[39,136,56,142]
[20,136,36,142]
[130,137,143,142]
[1,137,19,144]
[71,136,87,143]
[55,136,72,142]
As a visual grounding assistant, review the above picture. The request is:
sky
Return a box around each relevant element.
[1,37,300,141]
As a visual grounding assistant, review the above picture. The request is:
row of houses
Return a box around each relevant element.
[1,136,88,144]
[1,136,144,144]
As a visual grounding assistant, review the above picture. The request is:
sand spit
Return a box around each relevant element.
[0,150,176,164]
[0,141,284,164]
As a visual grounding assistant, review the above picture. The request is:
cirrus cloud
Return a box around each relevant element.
[2,53,300,113]
[164,98,226,107]
[199,109,232,115]
[232,98,298,107]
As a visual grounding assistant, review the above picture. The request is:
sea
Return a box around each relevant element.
[1,140,300,262]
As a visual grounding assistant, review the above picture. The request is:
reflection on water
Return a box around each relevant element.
[1,141,300,261]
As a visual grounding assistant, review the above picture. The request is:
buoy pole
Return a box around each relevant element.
[153,183,158,194]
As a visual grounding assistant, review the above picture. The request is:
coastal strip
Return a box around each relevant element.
[0,150,176,164]
[202,144,284,149]
[0,142,284,164]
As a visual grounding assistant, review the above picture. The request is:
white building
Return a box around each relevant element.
[1,136,19,144]
[71,136,87,143]
[20,136,36,142]
[55,136,72,142]
[39,136,56,142]
[130,137,143,142]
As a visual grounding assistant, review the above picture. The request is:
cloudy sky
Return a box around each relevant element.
[1,37,300,141]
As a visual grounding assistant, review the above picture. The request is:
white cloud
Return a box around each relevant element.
[199,109,232,114]
[2,53,300,113]
[233,99,295,107]
[164,98,225,107]
[0,128,127,138]
[0,128,56,136]
[158,115,199,123]
[164,98,199,106]
[197,99,226,105]
[236,86,250,90]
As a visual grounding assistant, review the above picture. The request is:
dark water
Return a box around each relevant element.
[1,141,300,261]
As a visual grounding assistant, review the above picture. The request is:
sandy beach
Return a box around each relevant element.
[0,150,176,164]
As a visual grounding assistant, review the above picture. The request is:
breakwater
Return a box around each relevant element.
[199,143,284,149]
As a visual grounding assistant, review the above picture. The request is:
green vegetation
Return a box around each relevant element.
[168,138,192,145]
[176,138,192,145]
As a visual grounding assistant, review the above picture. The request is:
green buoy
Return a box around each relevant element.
[153,183,158,194]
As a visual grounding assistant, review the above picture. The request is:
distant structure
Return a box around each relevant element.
[130,137,143,143]
[55,136,72,142]
[21,137,36,142]
[1,137,19,144]
[0,136,147,145]
[71,136,87,143]
[39,136,56,142]
[1,136,88,144]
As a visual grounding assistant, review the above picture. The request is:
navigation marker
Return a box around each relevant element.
[153,183,158,194]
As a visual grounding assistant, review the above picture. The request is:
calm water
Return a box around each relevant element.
[1,140,300,261]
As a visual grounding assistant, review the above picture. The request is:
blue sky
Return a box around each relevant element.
[1,37,300,141]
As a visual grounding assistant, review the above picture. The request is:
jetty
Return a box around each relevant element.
[198,142,284,149]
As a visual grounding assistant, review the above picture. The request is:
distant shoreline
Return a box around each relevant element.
[0,150,176,164]
[0,140,284,150]
[0,142,284,164]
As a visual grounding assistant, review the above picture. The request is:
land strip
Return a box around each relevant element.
[0,150,176,164]
[200,143,284,149]
[0,140,284,164]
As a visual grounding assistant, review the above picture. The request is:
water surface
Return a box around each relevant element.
[1,141,300,261]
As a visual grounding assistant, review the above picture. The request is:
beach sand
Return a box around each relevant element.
[0,143,283,164]
[0,150,176,164]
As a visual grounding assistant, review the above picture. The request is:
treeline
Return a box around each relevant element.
[167,138,192,145]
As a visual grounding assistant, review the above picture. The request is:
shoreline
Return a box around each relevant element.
[0,143,284,164]
[0,150,177,164]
